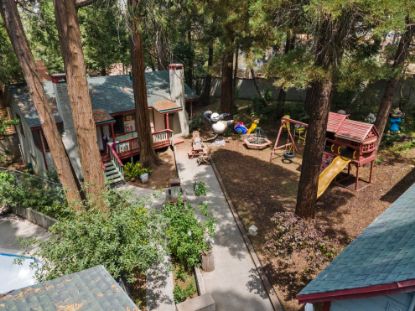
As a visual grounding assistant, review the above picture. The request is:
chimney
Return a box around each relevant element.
[169,64,189,136]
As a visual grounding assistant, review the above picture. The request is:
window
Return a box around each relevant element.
[113,114,136,135]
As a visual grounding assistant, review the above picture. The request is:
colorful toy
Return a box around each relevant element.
[203,111,233,135]
[234,122,248,134]
[247,118,260,134]
[389,108,404,134]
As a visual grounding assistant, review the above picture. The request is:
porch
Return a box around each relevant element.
[93,108,175,185]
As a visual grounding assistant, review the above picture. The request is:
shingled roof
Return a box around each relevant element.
[0,265,138,311]
[11,70,197,128]
[298,183,415,303]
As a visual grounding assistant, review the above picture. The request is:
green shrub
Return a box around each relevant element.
[124,162,152,180]
[0,171,20,207]
[163,198,213,269]
[193,181,207,196]
[173,283,196,303]
[0,171,71,219]
[33,191,165,284]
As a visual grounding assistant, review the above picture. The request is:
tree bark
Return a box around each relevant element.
[295,12,353,218]
[53,0,106,209]
[233,44,239,94]
[186,29,194,89]
[200,41,213,105]
[1,0,82,207]
[220,49,234,113]
[276,30,296,118]
[251,68,270,105]
[375,20,415,140]
[129,0,160,168]
[295,77,333,218]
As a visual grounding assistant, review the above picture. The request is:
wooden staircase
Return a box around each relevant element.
[103,160,124,186]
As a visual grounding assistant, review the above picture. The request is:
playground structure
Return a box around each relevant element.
[270,112,380,195]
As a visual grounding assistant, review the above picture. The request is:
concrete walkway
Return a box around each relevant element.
[0,214,49,255]
[175,143,274,311]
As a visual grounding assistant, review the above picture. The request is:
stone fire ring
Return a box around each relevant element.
[243,135,272,150]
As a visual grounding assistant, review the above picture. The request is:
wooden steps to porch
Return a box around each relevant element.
[103,161,124,186]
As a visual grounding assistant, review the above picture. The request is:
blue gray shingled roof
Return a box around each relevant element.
[0,265,138,311]
[299,183,415,298]
[9,84,63,127]
[11,70,197,128]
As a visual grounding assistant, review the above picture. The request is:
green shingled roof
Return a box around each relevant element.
[0,265,138,311]
[11,70,197,128]
[299,183,415,299]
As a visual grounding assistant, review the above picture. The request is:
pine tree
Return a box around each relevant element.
[0,0,82,207]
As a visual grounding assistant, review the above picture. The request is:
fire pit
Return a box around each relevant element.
[243,129,272,150]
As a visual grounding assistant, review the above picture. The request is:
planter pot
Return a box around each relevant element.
[140,173,149,183]
[201,249,214,272]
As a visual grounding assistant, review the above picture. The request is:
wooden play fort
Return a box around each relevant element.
[271,112,379,194]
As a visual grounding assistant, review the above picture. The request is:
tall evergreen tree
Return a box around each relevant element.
[53,0,106,209]
[127,0,160,168]
[0,0,82,207]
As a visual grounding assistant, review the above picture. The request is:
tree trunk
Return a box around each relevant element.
[295,12,353,218]
[129,0,160,168]
[233,45,239,94]
[295,76,333,218]
[251,68,270,105]
[200,41,213,105]
[1,0,82,207]
[186,29,194,89]
[375,20,415,140]
[220,49,234,113]
[53,0,106,209]
[276,30,296,118]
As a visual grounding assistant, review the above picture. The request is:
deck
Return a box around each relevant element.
[102,129,172,162]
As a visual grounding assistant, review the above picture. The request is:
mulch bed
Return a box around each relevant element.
[211,138,415,311]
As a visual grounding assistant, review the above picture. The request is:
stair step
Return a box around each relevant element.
[109,177,124,184]
[104,168,117,175]
[106,173,122,180]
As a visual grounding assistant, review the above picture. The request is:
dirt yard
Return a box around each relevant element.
[128,148,178,189]
[210,137,415,311]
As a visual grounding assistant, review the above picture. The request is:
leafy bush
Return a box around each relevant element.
[124,162,152,181]
[33,190,165,284]
[0,171,72,219]
[163,198,214,269]
[173,283,196,303]
[193,181,207,196]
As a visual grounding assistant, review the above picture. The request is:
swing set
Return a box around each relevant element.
[269,115,308,162]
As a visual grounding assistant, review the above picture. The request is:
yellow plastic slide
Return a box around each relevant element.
[317,156,351,199]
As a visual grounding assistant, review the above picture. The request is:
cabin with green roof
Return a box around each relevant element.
[298,183,415,311]
[9,64,197,184]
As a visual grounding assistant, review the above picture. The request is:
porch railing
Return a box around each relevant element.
[109,143,124,177]
[152,129,173,147]
[113,129,173,158]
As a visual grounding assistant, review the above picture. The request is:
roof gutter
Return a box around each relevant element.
[297,279,415,304]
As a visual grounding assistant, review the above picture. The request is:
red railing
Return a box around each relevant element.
[113,129,173,158]
[109,143,124,176]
